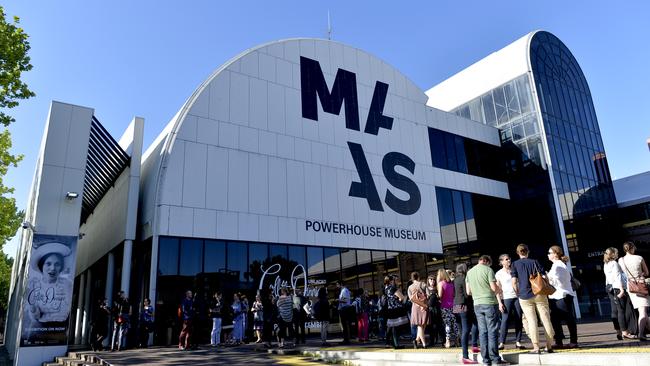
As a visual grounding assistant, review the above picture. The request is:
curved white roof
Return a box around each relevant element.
[425,31,538,111]
[138,38,431,242]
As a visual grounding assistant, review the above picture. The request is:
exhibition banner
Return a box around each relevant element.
[20,234,77,347]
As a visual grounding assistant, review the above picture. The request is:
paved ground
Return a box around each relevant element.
[92,320,649,365]
[1,320,647,365]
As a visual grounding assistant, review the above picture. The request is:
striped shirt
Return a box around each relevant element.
[277,296,294,322]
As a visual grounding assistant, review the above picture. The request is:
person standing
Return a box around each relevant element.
[293,288,307,344]
[252,294,264,343]
[314,287,331,346]
[426,274,444,346]
[407,272,429,348]
[231,293,244,345]
[90,298,110,351]
[111,291,132,351]
[604,247,636,339]
[511,244,555,354]
[437,269,457,348]
[178,290,194,350]
[335,281,353,345]
[466,255,508,365]
[276,288,294,348]
[454,264,479,363]
[353,288,370,342]
[546,245,578,348]
[209,291,223,346]
[138,298,154,348]
[495,254,525,350]
[619,241,650,340]
[241,294,249,343]
[384,275,407,349]
[261,289,276,348]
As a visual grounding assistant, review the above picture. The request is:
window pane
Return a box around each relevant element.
[180,239,203,276]
[249,243,268,286]
[463,192,477,242]
[227,242,248,282]
[482,93,497,127]
[158,237,179,276]
[324,248,341,273]
[452,190,468,243]
[307,247,324,276]
[516,76,532,114]
[444,132,458,171]
[204,240,225,273]
[428,128,447,169]
[289,245,306,267]
[454,136,468,173]
[270,244,288,261]
[436,188,457,246]
[494,87,508,124]
[341,249,358,290]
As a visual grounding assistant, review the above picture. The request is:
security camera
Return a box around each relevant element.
[22,221,34,230]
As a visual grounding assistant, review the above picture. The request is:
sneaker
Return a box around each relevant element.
[498,343,504,350]
[472,346,480,353]
[462,358,479,364]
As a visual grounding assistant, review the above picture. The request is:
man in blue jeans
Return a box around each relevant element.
[466,255,508,365]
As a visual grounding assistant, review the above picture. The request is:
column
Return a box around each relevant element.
[105,252,115,306]
[148,236,159,346]
[74,272,86,345]
[121,240,133,296]
[81,269,92,345]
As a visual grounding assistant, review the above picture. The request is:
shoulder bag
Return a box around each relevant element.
[623,257,649,296]
[529,270,556,296]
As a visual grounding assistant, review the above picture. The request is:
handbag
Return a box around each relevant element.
[623,257,649,296]
[529,271,556,296]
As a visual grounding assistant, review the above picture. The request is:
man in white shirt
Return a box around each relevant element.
[336,281,353,344]
[495,254,525,350]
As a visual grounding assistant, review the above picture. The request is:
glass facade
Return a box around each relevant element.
[154,237,446,345]
[529,31,617,219]
[428,128,506,181]
[452,74,543,168]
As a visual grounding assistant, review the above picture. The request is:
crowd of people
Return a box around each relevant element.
[87,241,649,364]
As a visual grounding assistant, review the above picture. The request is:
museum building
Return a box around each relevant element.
[6,30,634,362]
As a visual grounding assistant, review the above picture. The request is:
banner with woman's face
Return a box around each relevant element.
[21,234,77,347]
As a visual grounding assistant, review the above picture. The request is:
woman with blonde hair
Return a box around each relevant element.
[546,245,577,348]
[604,247,635,339]
[437,269,458,348]
[618,242,649,340]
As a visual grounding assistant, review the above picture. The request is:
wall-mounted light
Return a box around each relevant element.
[65,192,79,200]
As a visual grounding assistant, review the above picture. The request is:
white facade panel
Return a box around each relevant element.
[143,38,515,256]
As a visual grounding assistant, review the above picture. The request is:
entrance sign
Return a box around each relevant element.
[259,263,319,297]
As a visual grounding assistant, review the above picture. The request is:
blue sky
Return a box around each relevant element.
[2,1,649,257]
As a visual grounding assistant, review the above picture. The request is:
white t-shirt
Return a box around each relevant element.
[495,268,517,300]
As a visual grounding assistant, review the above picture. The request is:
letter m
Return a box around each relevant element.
[300,56,360,131]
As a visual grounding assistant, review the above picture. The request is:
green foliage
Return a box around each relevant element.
[0,6,33,313]
[1,6,35,127]
[0,253,13,312]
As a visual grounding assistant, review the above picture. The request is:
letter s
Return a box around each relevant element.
[382,152,421,215]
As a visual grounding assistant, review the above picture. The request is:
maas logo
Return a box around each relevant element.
[300,56,421,215]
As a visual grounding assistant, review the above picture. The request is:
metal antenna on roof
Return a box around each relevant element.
[327,10,332,40]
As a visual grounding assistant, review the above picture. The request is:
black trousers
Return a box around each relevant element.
[339,307,353,342]
[293,310,306,343]
[549,295,577,344]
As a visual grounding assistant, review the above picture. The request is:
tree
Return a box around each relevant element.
[0,6,33,315]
